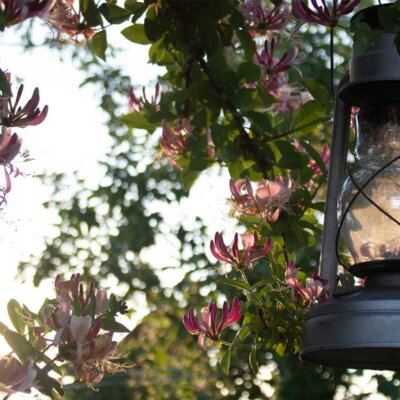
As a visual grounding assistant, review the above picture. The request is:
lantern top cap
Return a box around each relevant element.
[340,3,400,107]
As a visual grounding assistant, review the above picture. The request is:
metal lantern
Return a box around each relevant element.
[301,4,400,370]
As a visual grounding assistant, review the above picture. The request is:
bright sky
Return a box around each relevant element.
[0,16,393,400]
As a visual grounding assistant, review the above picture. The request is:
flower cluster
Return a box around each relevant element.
[160,119,192,168]
[210,231,272,270]
[294,0,361,28]
[42,273,129,389]
[1,0,55,28]
[0,356,37,395]
[239,0,290,37]
[256,37,298,92]
[272,85,313,113]
[129,83,161,112]
[285,261,329,305]
[183,298,241,348]
[230,175,292,222]
[0,75,47,205]
[41,0,95,40]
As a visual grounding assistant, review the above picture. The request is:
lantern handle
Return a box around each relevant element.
[319,74,351,292]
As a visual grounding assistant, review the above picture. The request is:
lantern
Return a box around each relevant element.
[301,4,400,370]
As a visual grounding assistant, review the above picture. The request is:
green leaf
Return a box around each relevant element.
[220,350,231,375]
[237,62,260,83]
[91,30,107,61]
[0,69,11,97]
[274,341,286,357]
[7,299,26,335]
[301,78,331,107]
[99,3,132,24]
[218,279,250,291]
[249,347,259,374]
[292,100,327,132]
[237,29,255,61]
[0,321,8,335]
[181,170,200,192]
[4,330,36,361]
[80,0,102,27]
[121,112,156,130]
[35,368,64,398]
[121,24,151,45]
[274,140,309,169]
[199,22,220,57]
[101,317,130,332]
[299,139,328,176]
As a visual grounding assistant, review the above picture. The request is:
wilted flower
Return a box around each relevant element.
[294,0,361,27]
[239,0,290,37]
[42,0,95,40]
[183,298,241,348]
[272,85,313,113]
[160,119,192,168]
[1,85,48,128]
[285,261,329,304]
[210,231,272,270]
[230,175,292,221]
[129,83,160,112]
[0,356,37,394]
[1,0,56,28]
[256,37,298,92]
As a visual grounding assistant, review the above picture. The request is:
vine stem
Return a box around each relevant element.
[330,27,335,98]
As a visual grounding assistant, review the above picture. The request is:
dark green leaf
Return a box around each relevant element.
[301,78,331,107]
[121,24,151,45]
[218,279,250,291]
[0,69,12,97]
[91,30,107,61]
[80,0,102,27]
[102,317,130,332]
[237,29,255,61]
[249,347,259,374]
[220,350,231,375]
[181,170,200,192]
[299,139,328,176]
[292,100,327,132]
[199,22,220,57]
[237,62,260,83]
[99,3,132,24]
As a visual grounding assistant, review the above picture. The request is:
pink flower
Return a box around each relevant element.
[160,119,191,168]
[1,85,48,128]
[43,301,71,344]
[239,0,290,37]
[256,37,298,92]
[206,128,216,158]
[42,0,95,40]
[272,85,313,113]
[309,144,330,175]
[0,127,23,205]
[294,0,361,27]
[183,298,241,348]
[210,231,272,270]
[1,0,56,27]
[0,356,37,394]
[230,175,292,221]
[285,261,329,304]
[129,83,160,112]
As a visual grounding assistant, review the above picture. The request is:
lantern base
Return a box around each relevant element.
[301,285,400,370]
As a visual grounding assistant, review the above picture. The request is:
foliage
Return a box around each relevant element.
[0,0,397,398]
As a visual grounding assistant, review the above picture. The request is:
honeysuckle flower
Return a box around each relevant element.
[272,85,313,113]
[293,0,361,27]
[160,119,191,168]
[309,144,330,175]
[230,175,292,221]
[1,0,56,28]
[210,231,272,270]
[256,37,298,92]
[129,83,160,112]
[1,85,48,128]
[183,298,241,348]
[239,0,291,37]
[0,356,37,394]
[206,128,216,158]
[0,127,22,205]
[95,289,108,314]
[285,261,329,304]
[70,315,92,364]
[42,0,95,40]
[43,301,71,344]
